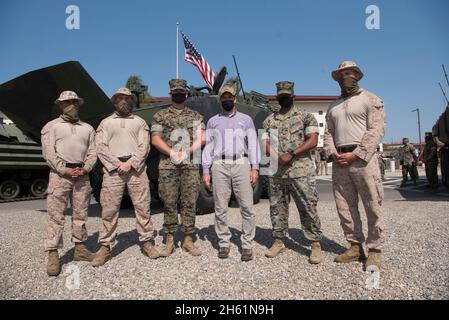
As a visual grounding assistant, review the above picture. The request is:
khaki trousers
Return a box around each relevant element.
[332,156,385,250]
[212,158,255,250]
[98,167,154,247]
[45,171,92,251]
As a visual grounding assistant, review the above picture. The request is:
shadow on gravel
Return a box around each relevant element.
[59,228,160,267]
[255,227,347,257]
[59,232,100,267]
[394,187,449,202]
[195,225,347,258]
[197,225,220,250]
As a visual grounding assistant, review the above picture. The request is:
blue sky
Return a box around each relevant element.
[1,0,448,143]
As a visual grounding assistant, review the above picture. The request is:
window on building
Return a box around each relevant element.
[318,110,323,115]
[319,123,324,127]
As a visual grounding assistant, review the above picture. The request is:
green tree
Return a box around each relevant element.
[126,75,153,104]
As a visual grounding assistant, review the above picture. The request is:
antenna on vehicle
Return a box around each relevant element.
[443,64,449,88]
[232,55,246,100]
[439,82,449,104]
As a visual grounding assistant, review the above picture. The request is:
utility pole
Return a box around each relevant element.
[411,108,422,146]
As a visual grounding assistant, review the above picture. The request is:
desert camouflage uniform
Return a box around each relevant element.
[96,113,154,247]
[41,116,97,251]
[400,143,418,183]
[324,88,386,250]
[263,84,323,241]
[151,104,204,235]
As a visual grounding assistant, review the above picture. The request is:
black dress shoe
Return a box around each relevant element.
[241,249,253,262]
[218,247,230,259]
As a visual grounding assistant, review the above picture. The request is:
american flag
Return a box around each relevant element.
[181,31,215,89]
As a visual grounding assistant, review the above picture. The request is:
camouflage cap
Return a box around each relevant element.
[332,61,364,81]
[111,88,137,104]
[218,85,236,98]
[169,79,188,92]
[276,81,294,96]
[54,90,84,105]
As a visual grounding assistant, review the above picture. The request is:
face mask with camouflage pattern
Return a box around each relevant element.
[338,75,360,98]
[60,104,80,123]
[115,99,133,117]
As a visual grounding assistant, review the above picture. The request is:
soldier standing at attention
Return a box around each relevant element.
[422,132,439,192]
[400,137,418,186]
[324,61,386,269]
[41,91,97,276]
[92,88,159,267]
[202,84,260,262]
[262,81,323,264]
[319,148,329,175]
[151,79,205,257]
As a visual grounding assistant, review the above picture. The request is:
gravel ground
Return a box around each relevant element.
[0,199,448,300]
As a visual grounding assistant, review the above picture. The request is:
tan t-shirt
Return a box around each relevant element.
[41,117,97,175]
[324,88,386,162]
[96,113,150,172]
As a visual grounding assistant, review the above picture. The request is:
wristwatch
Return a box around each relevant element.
[289,150,296,157]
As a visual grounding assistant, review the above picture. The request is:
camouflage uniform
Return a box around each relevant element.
[41,114,97,251]
[263,81,323,241]
[423,138,439,189]
[324,84,386,250]
[151,79,205,235]
[96,92,154,247]
[400,143,418,183]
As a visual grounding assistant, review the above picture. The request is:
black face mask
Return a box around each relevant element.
[172,93,187,104]
[278,96,293,108]
[221,100,235,112]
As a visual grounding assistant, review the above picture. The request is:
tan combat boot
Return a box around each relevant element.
[142,241,160,259]
[309,241,323,264]
[366,250,382,269]
[265,239,286,258]
[91,246,112,267]
[334,243,366,263]
[73,243,95,262]
[47,250,61,276]
[159,233,175,257]
[182,234,202,256]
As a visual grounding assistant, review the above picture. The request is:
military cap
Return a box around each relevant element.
[276,81,294,96]
[332,61,364,81]
[169,79,188,92]
[111,87,137,104]
[218,85,236,98]
[54,91,84,105]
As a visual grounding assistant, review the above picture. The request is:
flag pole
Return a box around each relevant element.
[176,22,179,79]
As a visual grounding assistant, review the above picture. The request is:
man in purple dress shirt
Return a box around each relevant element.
[202,84,260,262]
